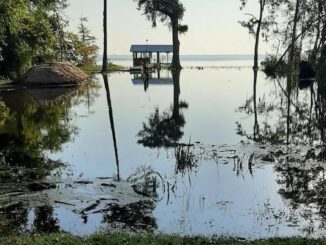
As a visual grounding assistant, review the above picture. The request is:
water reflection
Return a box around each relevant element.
[0,83,99,235]
[103,200,157,232]
[137,70,188,148]
[132,69,173,93]
[237,69,324,146]
[0,202,28,235]
[33,205,60,233]
[103,74,120,180]
[0,89,79,180]
[234,61,326,234]
[2,65,326,237]
[253,69,260,140]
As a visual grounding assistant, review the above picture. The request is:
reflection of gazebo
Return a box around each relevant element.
[130,45,173,66]
[132,69,173,86]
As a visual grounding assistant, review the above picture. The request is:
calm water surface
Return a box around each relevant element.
[0,57,325,238]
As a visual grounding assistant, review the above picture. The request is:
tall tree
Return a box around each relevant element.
[51,0,69,62]
[240,0,276,139]
[240,0,281,71]
[102,0,108,73]
[134,0,188,69]
[77,17,99,69]
[288,0,301,69]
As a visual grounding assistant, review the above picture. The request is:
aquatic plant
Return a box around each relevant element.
[174,143,198,176]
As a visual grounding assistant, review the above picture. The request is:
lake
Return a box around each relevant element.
[0,56,325,239]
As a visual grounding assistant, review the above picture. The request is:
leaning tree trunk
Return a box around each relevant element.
[171,18,182,69]
[102,0,108,73]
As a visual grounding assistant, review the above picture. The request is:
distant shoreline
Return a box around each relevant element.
[98,54,265,65]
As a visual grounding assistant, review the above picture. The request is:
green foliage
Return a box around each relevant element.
[0,0,66,78]
[0,0,98,78]
[0,91,77,182]
[75,17,99,70]
[134,0,188,68]
[135,0,187,29]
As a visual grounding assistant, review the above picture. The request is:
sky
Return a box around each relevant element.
[65,0,273,55]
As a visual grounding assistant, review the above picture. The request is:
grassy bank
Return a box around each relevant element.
[81,63,124,74]
[1,233,326,245]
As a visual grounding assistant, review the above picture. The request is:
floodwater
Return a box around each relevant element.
[0,57,326,239]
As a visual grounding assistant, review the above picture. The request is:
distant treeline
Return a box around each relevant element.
[0,0,98,79]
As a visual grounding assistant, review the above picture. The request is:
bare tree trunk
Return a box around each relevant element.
[102,0,108,73]
[254,0,264,71]
[171,18,182,69]
[286,84,291,145]
[311,1,322,65]
[286,0,300,145]
[289,0,300,67]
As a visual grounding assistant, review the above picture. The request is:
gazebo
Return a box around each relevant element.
[130,45,173,66]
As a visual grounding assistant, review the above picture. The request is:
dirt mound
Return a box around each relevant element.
[17,62,89,86]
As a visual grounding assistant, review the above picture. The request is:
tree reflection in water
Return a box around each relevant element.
[0,202,28,235]
[135,69,201,204]
[141,69,194,169]
[137,70,188,148]
[0,82,100,235]
[0,89,79,180]
[33,205,60,233]
[103,73,120,180]
[103,200,157,232]
[236,59,326,231]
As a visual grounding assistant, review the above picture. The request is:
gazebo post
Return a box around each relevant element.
[157,52,160,64]
[158,68,161,79]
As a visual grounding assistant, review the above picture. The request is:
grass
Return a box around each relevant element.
[1,233,326,245]
[81,63,124,74]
